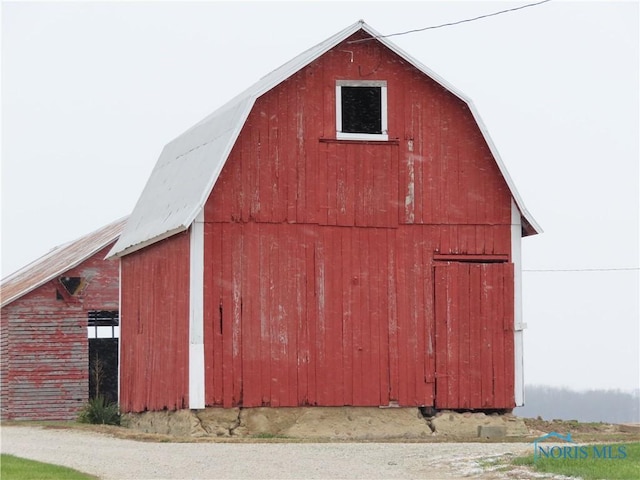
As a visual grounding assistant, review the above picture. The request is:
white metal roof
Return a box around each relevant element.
[109,20,540,258]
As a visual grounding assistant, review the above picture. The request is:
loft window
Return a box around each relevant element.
[336,80,388,141]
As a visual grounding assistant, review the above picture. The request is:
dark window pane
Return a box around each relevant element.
[341,86,382,134]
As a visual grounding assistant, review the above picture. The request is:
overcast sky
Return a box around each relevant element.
[2,1,638,393]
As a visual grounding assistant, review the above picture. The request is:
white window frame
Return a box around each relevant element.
[336,80,388,141]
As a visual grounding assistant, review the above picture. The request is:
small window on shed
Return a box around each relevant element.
[59,276,86,296]
[336,80,388,141]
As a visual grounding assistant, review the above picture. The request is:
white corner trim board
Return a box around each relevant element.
[189,209,206,409]
[511,199,525,407]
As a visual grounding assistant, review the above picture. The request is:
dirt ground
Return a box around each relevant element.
[522,417,640,442]
[2,414,638,480]
[2,418,638,480]
[0,425,531,479]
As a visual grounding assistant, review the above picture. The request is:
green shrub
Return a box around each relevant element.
[77,395,121,425]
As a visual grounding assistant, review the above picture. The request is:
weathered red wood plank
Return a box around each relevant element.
[328,228,345,405]
[334,146,347,226]
[414,237,430,405]
[424,252,436,405]
[344,144,358,226]
[313,233,329,404]
[295,230,310,405]
[388,144,400,227]
[242,224,262,406]
[458,263,471,409]
[286,230,302,406]
[239,123,252,222]
[257,225,272,405]
[316,141,329,226]
[228,223,243,406]
[283,77,298,223]
[480,264,494,408]
[220,224,234,407]
[448,264,460,407]
[362,229,378,405]
[268,93,281,222]
[434,264,447,407]
[394,228,409,405]
[469,264,482,408]
[366,228,386,405]
[377,229,391,405]
[325,143,337,226]
[341,231,354,405]
[205,223,224,406]
[490,264,503,408]
[267,226,283,407]
[409,232,424,405]
[350,227,364,405]
[305,229,318,405]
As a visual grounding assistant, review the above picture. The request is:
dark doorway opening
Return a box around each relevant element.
[89,338,118,404]
[88,310,119,404]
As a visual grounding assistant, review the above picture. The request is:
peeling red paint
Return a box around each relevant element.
[1,241,121,421]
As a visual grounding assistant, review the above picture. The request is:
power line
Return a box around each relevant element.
[350,0,552,42]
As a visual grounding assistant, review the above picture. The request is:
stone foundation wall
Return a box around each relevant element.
[123,407,529,440]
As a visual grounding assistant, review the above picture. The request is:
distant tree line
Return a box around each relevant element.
[514,385,640,423]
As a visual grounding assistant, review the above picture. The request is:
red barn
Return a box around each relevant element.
[109,21,540,414]
[1,218,126,420]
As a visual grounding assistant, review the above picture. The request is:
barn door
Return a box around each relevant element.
[434,262,515,410]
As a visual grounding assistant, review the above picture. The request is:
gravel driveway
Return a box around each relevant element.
[1,425,533,479]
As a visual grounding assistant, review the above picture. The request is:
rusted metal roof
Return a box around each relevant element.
[109,20,540,258]
[1,216,128,307]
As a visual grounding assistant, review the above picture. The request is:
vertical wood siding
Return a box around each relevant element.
[120,232,190,413]
[0,245,119,421]
[434,263,515,409]
[203,225,511,408]
[198,32,515,409]
[205,31,512,229]
[125,30,517,412]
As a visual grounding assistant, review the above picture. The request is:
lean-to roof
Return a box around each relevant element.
[1,216,128,308]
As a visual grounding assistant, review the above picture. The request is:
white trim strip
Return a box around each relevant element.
[188,209,205,409]
[511,199,525,407]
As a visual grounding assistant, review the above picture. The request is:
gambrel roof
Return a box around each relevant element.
[1,217,127,308]
[109,20,540,258]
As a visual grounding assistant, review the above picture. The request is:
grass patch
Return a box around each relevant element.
[0,454,97,480]
[512,442,640,480]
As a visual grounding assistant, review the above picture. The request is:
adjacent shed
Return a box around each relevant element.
[110,21,540,414]
[1,217,126,420]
